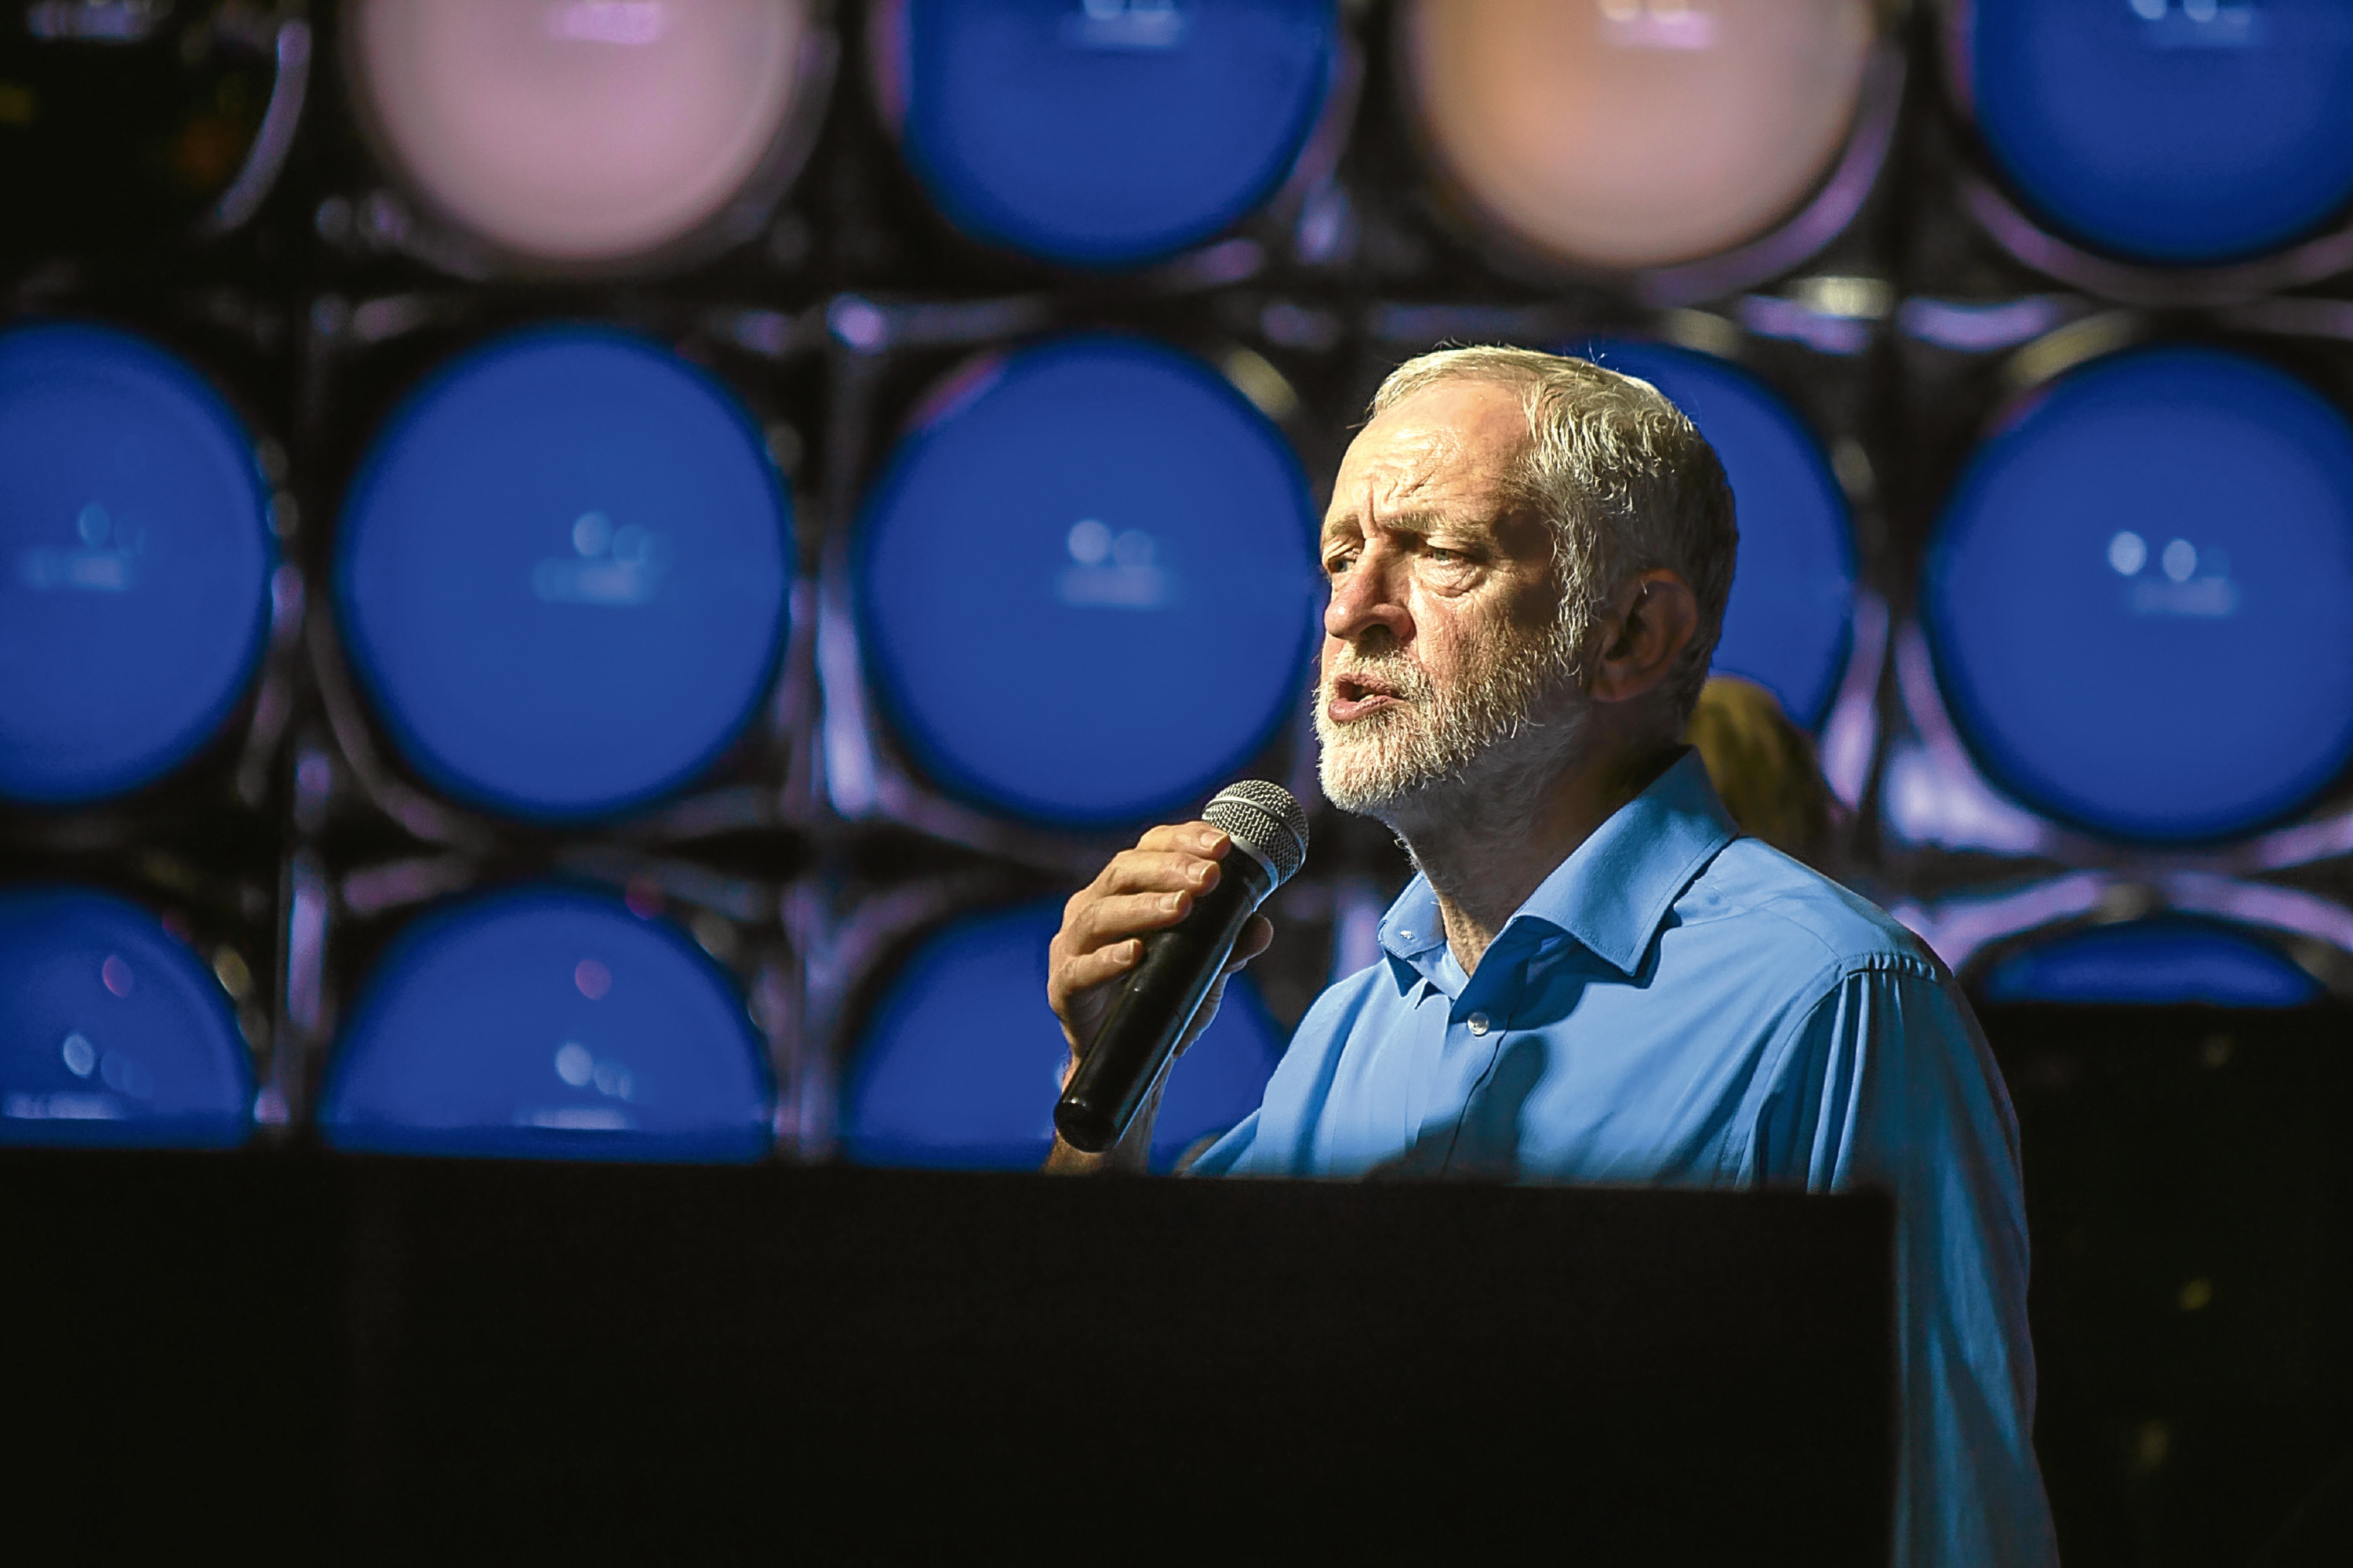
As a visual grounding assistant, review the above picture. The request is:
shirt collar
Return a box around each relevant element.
[1374,748,1738,983]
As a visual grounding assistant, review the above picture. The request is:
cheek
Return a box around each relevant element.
[1417,590,1540,689]
[1406,599,1475,686]
[1402,586,1478,654]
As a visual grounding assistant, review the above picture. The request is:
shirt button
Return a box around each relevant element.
[1467,1012,1491,1035]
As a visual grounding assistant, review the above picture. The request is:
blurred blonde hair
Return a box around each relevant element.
[1685,675,1833,866]
[1369,344,1738,717]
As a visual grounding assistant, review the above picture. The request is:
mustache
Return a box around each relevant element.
[1323,650,1435,704]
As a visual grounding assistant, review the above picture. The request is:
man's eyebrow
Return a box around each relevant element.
[1320,508,1495,550]
[1320,508,1449,543]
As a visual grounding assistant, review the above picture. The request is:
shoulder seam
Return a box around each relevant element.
[1683,857,1935,976]
[1739,952,1950,1178]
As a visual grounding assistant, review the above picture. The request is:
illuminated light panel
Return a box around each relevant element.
[1926,346,2353,842]
[346,0,813,264]
[878,0,1338,265]
[841,899,1281,1173]
[1966,0,2353,264]
[1585,341,1855,729]
[856,335,1318,826]
[0,887,251,1148]
[1402,0,1875,271]
[335,327,791,821]
[318,886,773,1162]
[0,323,272,804]
[1980,917,2320,1007]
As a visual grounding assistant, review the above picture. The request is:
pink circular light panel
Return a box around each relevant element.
[347,0,812,265]
[1404,0,1873,271]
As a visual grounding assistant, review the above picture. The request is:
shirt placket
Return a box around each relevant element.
[1432,942,1535,1169]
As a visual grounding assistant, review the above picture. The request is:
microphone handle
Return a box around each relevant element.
[1054,849,1275,1155]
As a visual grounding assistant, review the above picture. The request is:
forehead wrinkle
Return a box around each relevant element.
[1326,391,1536,561]
[1367,427,1470,502]
[1340,415,1464,485]
[1330,434,1489,526]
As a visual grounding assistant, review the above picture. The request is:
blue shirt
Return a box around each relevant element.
[1195,751,2058,1568]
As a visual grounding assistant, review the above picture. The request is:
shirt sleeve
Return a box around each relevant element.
[1181,1108,1262,1177]
[1753,959,2060,1568]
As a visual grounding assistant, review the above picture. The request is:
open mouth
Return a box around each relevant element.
[1327,671,1407,723]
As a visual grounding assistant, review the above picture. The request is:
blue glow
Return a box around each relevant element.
[1584,341,1855,729]
[1927,346,2353,842]
[1981,917,2320,1007]
[0,887,250,1148]
[889,0,1338,265]
[335,328,791,822]
[842,899,1282,1173]
[0,323,271,803]
[1969,0,2353,264]
[856,334,1318,825]
[318,886,772,1162]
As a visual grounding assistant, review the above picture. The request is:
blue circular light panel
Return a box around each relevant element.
[0,886,251,1148]
[0,323,272,803]
[884,0,1338,266]
[336,328,791,822]
[319,886,773,1162]
[842,898,1281,1173]
[1928,346,2353,842]
[1967,0,2353,264]
[857,335,1318,826]
[1981,917,2319,1007]
[1586,341,1855,729]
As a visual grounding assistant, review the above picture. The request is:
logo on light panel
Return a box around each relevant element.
[1597,0,1718,51]
[1064,0,1188,52]
[2108,529,2239,617]
[515,956,640,1131]
[544,0,669,47]
[16,502,143,594]
[530,511,671,606]
[2129,0,2262,50]
[1056,517,1173,609]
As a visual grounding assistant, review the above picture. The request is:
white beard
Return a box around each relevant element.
[1315,619,1591,834]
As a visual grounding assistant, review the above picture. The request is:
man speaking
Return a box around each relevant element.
[1043,346,2057,1565]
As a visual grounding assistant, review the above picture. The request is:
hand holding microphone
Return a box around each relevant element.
[1046,781,1309,1166]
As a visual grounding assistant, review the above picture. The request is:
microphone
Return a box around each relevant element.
[1056,780,1310,1155]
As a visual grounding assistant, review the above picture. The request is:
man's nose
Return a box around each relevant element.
[1324,550,1413,646]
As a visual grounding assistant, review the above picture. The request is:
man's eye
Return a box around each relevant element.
[1323,552,1356,576]
[1427,547,1464,565]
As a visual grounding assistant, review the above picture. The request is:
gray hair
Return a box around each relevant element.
[1369,344,1737,718]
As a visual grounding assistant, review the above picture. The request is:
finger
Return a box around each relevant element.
[1133,821,1232,859]
[1221,913,1275,973]
[1048,936,1143,1009]
[1095,849,1222,898]
[1069,889,1201,954]
[1046,904,1148,991]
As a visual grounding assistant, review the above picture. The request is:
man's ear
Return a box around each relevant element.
[1588,569,1700,705]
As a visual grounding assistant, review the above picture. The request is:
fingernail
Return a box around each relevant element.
[1198,829,1227,852]
[1188,861,1212,886]
[1162,892,1185,912]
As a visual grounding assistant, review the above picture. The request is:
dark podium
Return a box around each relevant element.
[9,1153,1894,1562]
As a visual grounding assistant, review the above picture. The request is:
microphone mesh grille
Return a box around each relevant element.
[1203,780,1309,887]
